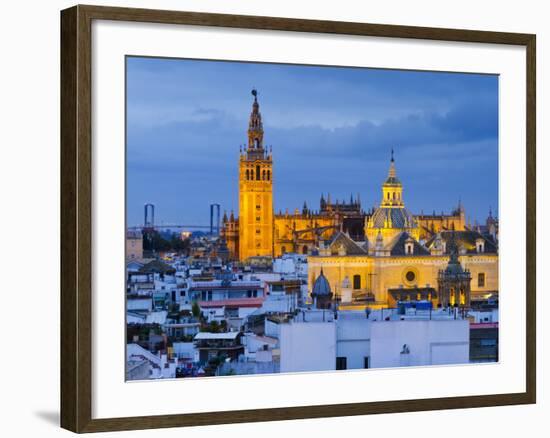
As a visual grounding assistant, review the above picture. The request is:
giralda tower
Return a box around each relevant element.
[238,89,274,260]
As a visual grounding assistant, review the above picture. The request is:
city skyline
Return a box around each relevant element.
[126,57,499,227]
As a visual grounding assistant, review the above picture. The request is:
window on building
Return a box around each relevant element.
[480,339,497,347]
[302,245,308,255]
[281,246,287,254]
[336,357,347,370]
[256,165,261,180]
[256,204,261,210]
[267,170,271,181]
[478,273,486,287]
[246,169,250,180]
[353,274,361,290]
[364,357,370,369]
[256,216,260,221]
[256,229,261,234]
[262,170,266,180]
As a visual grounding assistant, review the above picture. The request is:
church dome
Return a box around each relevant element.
[312,269,332,296]
[367,150,417,232]
[370,206,417,229]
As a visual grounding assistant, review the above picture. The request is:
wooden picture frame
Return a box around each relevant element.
[60,4,536,433]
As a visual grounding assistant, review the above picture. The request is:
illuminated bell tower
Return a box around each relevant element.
[238,89,273,261]
[381,149,404,208]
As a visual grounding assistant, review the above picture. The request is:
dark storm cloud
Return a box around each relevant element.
[126,57,498,226]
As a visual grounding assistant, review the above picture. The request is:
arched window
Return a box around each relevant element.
[387,192,390,200]
[353,274,361,290]
[267,170,271,181]
[393,192,396,200]
[262,170,266,180]
[245,169,249,180]
[249,168,254,180]
[256,165,261,180]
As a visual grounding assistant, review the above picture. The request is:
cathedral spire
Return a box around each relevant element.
[448,230,459,264]
[246,89,265,159]
[388,148,397,179]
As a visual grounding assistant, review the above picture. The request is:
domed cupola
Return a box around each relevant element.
[365,150,419,243]
[311,268,333,309]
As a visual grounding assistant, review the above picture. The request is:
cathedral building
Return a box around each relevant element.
[221,90,498,309]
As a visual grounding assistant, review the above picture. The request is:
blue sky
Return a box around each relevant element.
[126,57,498,227]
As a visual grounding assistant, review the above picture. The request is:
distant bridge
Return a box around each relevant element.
[128,224,212,231]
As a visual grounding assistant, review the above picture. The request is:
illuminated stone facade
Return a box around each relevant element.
[222,91,498,307]
[237,90,274,261]
[308,160,498,309]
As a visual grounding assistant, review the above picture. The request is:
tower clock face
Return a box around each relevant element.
[406,271,416,282]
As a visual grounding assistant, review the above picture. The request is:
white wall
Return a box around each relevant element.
[280,322,336,373]
[172,342,198,360]
[370,320,470,368]
[336,313,371,369]
[264,319,281,338]
[1,1,546,438]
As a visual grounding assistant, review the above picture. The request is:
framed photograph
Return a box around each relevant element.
[60,4,536,433]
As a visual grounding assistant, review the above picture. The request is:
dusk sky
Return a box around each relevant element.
[126,57,498,228]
